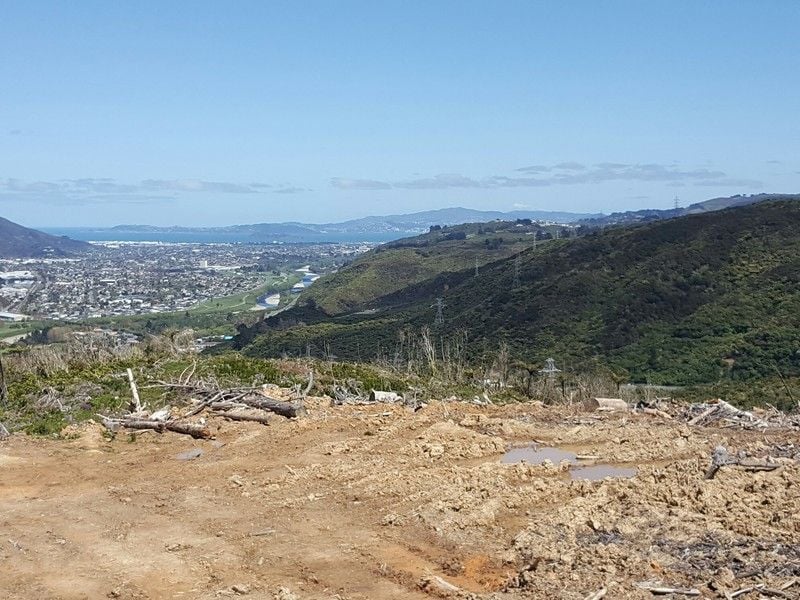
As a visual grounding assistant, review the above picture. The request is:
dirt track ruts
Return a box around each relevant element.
[1,398,798,599]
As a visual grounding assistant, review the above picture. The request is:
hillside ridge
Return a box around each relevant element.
[234,201,800,397]
[0,216,91,257]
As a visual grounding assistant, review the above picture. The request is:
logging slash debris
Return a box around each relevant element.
[98,371,310,439]
[1,378,799,600]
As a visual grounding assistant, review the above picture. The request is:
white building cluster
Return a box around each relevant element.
[0,241,370,321]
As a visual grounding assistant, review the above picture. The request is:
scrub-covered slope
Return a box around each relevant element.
[236,202,800,389]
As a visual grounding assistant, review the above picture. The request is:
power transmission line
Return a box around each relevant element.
[0,351,8,407]
[539,357,561,380]
[0,351,8,436]
[431,297,445,326]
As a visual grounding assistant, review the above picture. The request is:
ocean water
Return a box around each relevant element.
[42,228,404,244]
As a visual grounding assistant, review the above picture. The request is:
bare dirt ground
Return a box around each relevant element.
[1,398,798,599]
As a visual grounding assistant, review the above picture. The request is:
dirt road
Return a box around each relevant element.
[1,400,798,599]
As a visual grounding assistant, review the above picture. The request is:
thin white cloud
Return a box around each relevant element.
[330,177,392,190]
[554,161,586,170]
[487,175,550,187]
[395,173,486,189]
[331,162,761,191]
[141,179,260,194]
[273,186,310,194]
[0,177,294,205]
[515,164,551,174]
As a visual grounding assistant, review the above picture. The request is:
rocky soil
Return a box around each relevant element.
[1,398,798,599]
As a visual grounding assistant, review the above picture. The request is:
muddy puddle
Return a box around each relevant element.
[501,444,637,480]
[501,446,577,465]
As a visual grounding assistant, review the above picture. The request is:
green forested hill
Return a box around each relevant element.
[302,222,554,314]
[234,201,800,394]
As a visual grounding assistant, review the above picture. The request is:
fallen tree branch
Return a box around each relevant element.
[146,377,307,421]
[99,415,211,439]
[705,445,781,480]
[165,420,212,439]
[215,411,271,425]
[127,368,143,413]
[740,463,781,473]
[100,415,163,434]
[705,445,734,480]
[688,405,717,426]
[761,587,792,598]
[728,583,792,599]
[248,529,275,537]
[147,380,305,419]
[301,370,314,397]
[240,393,306,418]
[687,399,770,429]
[728,585,756,599]
[330,382,366,405]
[209,401,250,411]
[635,582,700,596]
[642,407,673,420]
[179,360,197,386]
[183,391,227,417]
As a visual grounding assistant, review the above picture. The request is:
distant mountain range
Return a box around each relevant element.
[0,216,92,258]
[35,194,800,244]
[108,208,598,239]
[579,193,800,227]
[44,208,598,243]
[308,207,601,231]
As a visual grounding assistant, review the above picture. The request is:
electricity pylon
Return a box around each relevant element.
[432,298,445,326]
[539,358,561,379]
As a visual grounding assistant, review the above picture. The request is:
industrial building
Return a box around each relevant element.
[0,311,31,322]
[0,271,36,284]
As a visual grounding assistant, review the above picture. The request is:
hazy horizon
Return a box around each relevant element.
[23,193,791,230]
[32,204,602,230]
[3,2,799,227]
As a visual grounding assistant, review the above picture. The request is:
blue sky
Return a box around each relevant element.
[2,1,799,226]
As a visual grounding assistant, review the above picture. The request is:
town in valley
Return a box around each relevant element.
[0,241,372,324]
